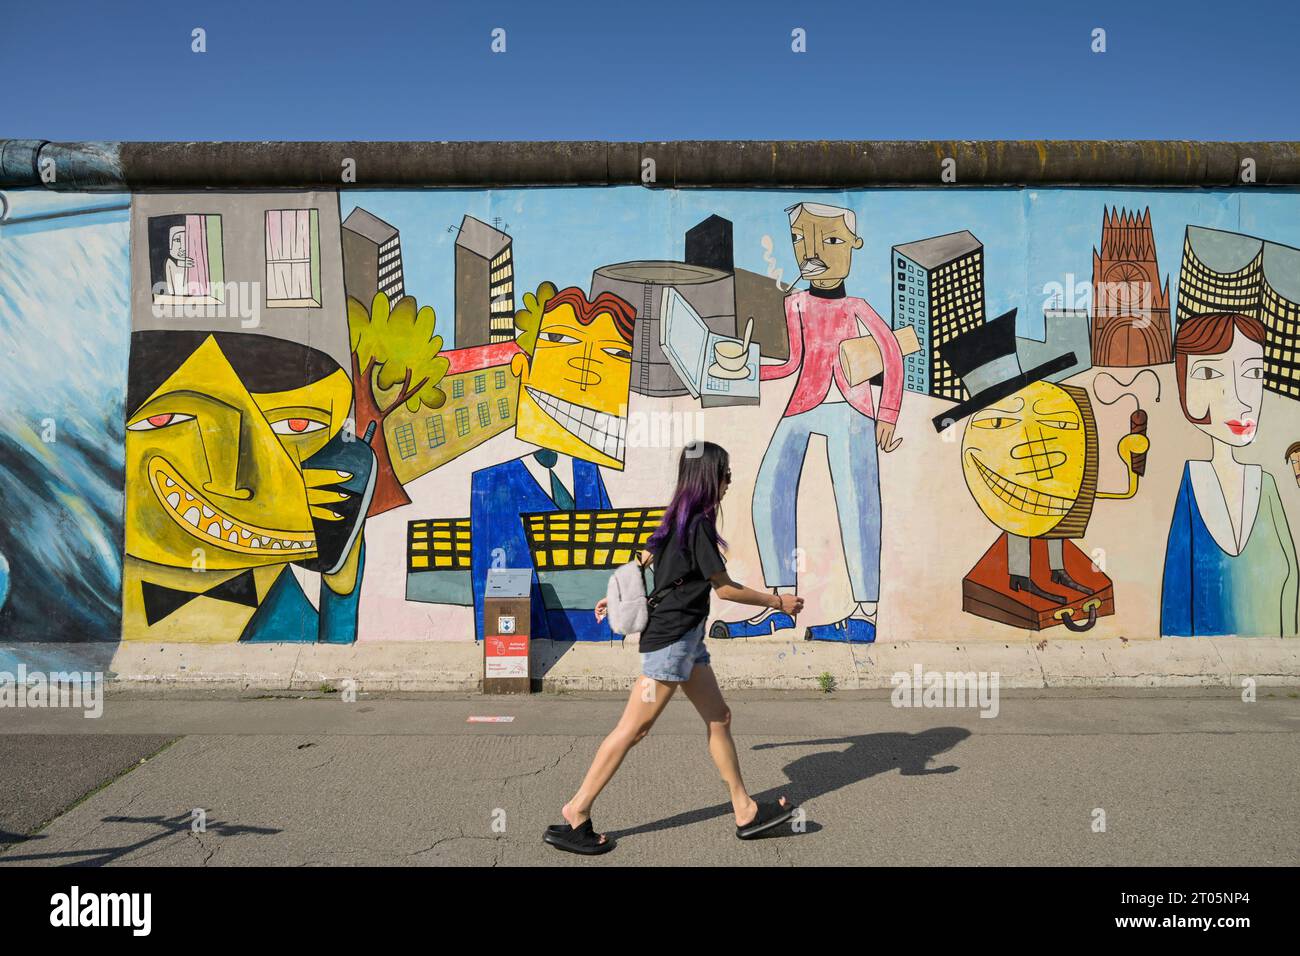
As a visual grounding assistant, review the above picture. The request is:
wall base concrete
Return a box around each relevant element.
[105,637,1300,692]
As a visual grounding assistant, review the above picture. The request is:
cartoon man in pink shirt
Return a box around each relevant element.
[717,202,903,642]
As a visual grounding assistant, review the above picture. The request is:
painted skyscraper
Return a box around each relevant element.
[454,216,515,348]
[892,230,985,400]
[1090,207,1172,367]
[1177,225,1300,400]
[341,207,403,306]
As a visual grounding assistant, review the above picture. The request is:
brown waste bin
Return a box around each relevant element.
[483,568,532,695]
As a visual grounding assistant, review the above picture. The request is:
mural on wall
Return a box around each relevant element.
[347,290,449,513]
[716,202,904,644]
[122,193,374,644]
[1174,227,1300,400]
[0,193,129,665]
[4,184,1300,654]
[1160,315,1297,638]
[1090,207,1173,368]
[933,310,1150,632]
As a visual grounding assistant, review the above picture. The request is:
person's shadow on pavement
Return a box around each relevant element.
[611,726,970,840]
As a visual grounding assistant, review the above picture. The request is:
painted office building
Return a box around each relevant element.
[891,230,986,400]
[341,206,404,307]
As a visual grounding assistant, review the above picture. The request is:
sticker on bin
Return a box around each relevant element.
[467,715,516,723]
[497,615,516,634]
[485,635,529,678]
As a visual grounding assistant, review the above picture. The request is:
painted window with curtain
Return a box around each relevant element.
[147,213,224,305]
[265,209,321,307]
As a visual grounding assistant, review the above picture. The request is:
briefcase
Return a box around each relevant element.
[962,533,1114,631]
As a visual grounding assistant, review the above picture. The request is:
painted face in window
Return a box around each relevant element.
[1182,329,1265,448]
[960,380,1090,538]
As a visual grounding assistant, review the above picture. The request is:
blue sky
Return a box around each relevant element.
[3,0,1299,140]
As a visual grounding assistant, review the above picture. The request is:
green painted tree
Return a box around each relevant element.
[348,292,449,515]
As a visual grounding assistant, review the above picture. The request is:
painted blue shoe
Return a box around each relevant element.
[710,612,796,639]
[805,617,877,644]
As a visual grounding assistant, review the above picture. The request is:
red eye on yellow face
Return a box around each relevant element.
[271,418,327,435]
[127,412,195,431]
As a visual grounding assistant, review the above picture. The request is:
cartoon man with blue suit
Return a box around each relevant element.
[469,286,637,642]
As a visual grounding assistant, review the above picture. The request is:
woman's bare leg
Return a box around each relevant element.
[680,663,789,826]
[561,675,677,843]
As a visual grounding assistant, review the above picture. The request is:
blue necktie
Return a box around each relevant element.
[533,450,575,510]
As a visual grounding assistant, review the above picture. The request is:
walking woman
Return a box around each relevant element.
[544,441,804,854]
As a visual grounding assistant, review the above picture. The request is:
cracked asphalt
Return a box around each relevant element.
[1,687,1297,866]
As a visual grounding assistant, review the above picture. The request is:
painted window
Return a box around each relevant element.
[394,422,417,460]
[426,415,445,448]
[265,209,322,307]
[148,213,225,306]
[452,379,464,399]
[498,397,510,420]
[477,402,490,428]
[474,374,486,394]
[455,407,470,437]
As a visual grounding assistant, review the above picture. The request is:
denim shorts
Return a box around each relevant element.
[640,619,710,683]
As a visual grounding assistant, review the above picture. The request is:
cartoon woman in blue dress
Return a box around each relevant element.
[1161,313,1297,637]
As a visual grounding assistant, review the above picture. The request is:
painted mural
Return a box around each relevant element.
[2,185,1299,656]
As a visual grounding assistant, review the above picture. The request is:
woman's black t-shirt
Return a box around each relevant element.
[638,515,727,653]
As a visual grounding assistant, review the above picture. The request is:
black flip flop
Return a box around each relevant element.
[543,819,615,855]
[736,799,796,840]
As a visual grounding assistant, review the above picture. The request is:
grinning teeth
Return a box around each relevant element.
[155,466,315,554]
[527,387,628,461]
[971,455,1071,516]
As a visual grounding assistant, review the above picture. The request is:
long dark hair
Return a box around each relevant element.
[646,441,729,556]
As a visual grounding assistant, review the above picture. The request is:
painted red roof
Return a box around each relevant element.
[443,340,521,375]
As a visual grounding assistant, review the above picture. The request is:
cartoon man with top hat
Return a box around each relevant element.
[933,309,1149,624]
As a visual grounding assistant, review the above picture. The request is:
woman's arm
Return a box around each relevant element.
[709,571,803,616]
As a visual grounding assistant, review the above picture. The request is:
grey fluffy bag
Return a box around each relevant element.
[604,559,687,636]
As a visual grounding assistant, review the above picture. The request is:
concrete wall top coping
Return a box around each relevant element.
[3,140,1300,191]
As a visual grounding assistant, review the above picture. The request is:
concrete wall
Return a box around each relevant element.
[2,179,1299,685]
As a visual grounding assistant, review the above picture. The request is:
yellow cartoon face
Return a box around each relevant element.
[960,380,1089,538]
[125,335,354,570]
[512,299,632,468]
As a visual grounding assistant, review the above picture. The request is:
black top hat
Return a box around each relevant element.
[930,309,1077,432]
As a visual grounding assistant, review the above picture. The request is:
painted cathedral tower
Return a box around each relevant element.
[1090,206,1173,366]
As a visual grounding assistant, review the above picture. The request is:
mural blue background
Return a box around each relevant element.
[344,187,1300,349]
